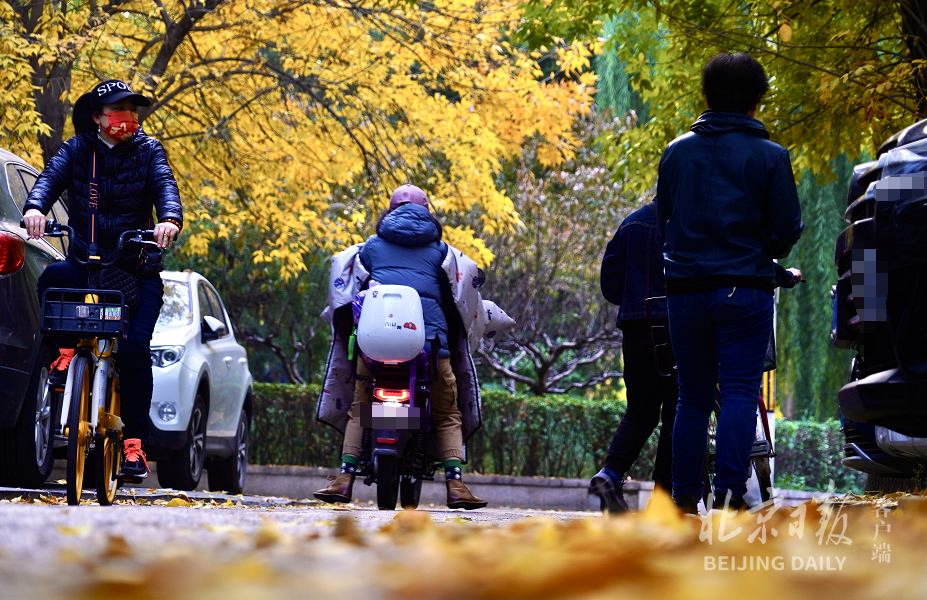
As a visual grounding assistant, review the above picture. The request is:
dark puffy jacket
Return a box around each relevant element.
[23,128,183,277]
[655,111,803,294]
[600,202,667,327]
[359,204,451,356]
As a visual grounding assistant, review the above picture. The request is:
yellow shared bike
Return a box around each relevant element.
[29,220,157,505]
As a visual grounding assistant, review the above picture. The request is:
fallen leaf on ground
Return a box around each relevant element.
[57,524,91,537]
[254,519,285,549]
[102,535,132,558]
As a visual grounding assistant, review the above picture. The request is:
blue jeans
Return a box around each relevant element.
[37,258,163,443]
[667,287,773,500]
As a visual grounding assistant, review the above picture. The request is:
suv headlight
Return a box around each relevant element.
[150,346,185,368]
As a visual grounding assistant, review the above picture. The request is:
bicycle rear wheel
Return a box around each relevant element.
[66,356,91,506]
[701,398,721,509]
[753,457,773,503]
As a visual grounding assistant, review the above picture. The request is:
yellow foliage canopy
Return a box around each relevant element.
[1,0,595,275]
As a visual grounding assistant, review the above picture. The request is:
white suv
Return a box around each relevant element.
[148,270,253,493]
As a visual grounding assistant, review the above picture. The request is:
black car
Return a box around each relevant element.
[0,147,69,487]
[834,120,927,478]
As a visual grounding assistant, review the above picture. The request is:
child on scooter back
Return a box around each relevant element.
[314,185,487,509]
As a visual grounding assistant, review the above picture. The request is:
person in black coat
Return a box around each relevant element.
[22,79,183,480]
[590,201,679,512]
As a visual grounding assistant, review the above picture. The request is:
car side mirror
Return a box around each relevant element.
[201,315,227,343]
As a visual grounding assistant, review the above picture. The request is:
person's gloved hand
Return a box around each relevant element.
[774,264,804,288]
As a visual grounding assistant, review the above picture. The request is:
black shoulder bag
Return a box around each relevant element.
[88,151,140,310]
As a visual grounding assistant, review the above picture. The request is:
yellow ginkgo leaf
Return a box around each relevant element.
[57,524,91,537]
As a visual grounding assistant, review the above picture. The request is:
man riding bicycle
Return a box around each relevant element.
[21,79,183,480]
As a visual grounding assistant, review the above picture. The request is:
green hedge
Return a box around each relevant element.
[250,383,865,492]
[773,419,867,494]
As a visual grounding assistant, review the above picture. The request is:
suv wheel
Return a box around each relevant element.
[0,347,55,487]
[207,409,249,495]
[157,394,207,491]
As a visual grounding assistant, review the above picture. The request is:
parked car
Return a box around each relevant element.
[149,270,253,493]
[834,119,927,480]
[0,148,69,488]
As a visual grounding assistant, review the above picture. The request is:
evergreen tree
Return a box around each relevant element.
[777,159,856,419]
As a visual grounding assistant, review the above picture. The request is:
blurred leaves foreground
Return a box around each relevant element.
[1,491,925,599]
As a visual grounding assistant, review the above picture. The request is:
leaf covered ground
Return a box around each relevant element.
[0,491,924,600]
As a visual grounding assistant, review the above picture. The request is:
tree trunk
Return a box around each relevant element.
[30,59,74,167]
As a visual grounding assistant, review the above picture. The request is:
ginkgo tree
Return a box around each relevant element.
[518,0,927,189]
[1,0,596,277]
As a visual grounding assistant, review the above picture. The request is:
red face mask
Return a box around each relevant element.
[98,110,138,142]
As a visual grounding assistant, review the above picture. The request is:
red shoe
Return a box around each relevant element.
[121,439,149,479]
[50,348,75,372]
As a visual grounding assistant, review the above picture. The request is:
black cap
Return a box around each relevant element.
[72,80,152,135]
[89,80,151,107]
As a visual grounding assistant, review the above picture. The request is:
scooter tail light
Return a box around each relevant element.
[373,388,410,402]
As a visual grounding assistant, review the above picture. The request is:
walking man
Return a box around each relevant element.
[655,53,803,512]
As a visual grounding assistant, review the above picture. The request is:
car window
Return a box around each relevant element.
[18,170,36,191]
[204,284,232,337]
[155,280,193,333]
[5,164,28,212]
[48,199,70,255]
[197,281,218,320]
[18,170,67,256]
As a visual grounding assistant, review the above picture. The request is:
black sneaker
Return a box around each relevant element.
[589,468,629,513]
[121,438,149,480]
[673,494,701,515]
[711,490,746,511]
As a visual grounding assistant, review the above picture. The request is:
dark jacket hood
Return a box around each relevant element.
[377,203,441,247]
[690,111,769,139]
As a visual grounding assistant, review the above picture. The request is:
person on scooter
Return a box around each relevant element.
[655,53,803,513]
[314,185,487,509]
[590,200,679,512]
[21,79,183,480]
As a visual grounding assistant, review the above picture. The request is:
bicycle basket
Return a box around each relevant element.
[41,288,127,338]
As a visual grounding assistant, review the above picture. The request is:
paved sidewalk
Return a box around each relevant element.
[0,499,590,598]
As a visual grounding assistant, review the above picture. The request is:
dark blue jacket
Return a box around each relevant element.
[23,129,183,277]
[359,204,451,355]
[601,202,667,327]
[655,112,803,294]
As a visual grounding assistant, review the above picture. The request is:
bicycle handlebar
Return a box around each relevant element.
[20,220,158,268]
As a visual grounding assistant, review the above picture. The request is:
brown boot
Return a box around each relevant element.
[314,473,355,503]
[447,480,487,510]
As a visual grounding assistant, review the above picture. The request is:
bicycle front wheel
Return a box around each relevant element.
[66,356,91,506]
[95,374,121,506]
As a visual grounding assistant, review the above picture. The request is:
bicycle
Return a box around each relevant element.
[26,220,157,506]
[644,296,777,508]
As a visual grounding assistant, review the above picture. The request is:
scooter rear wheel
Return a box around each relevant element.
[399,442,422,508]
[375,454,399,510]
